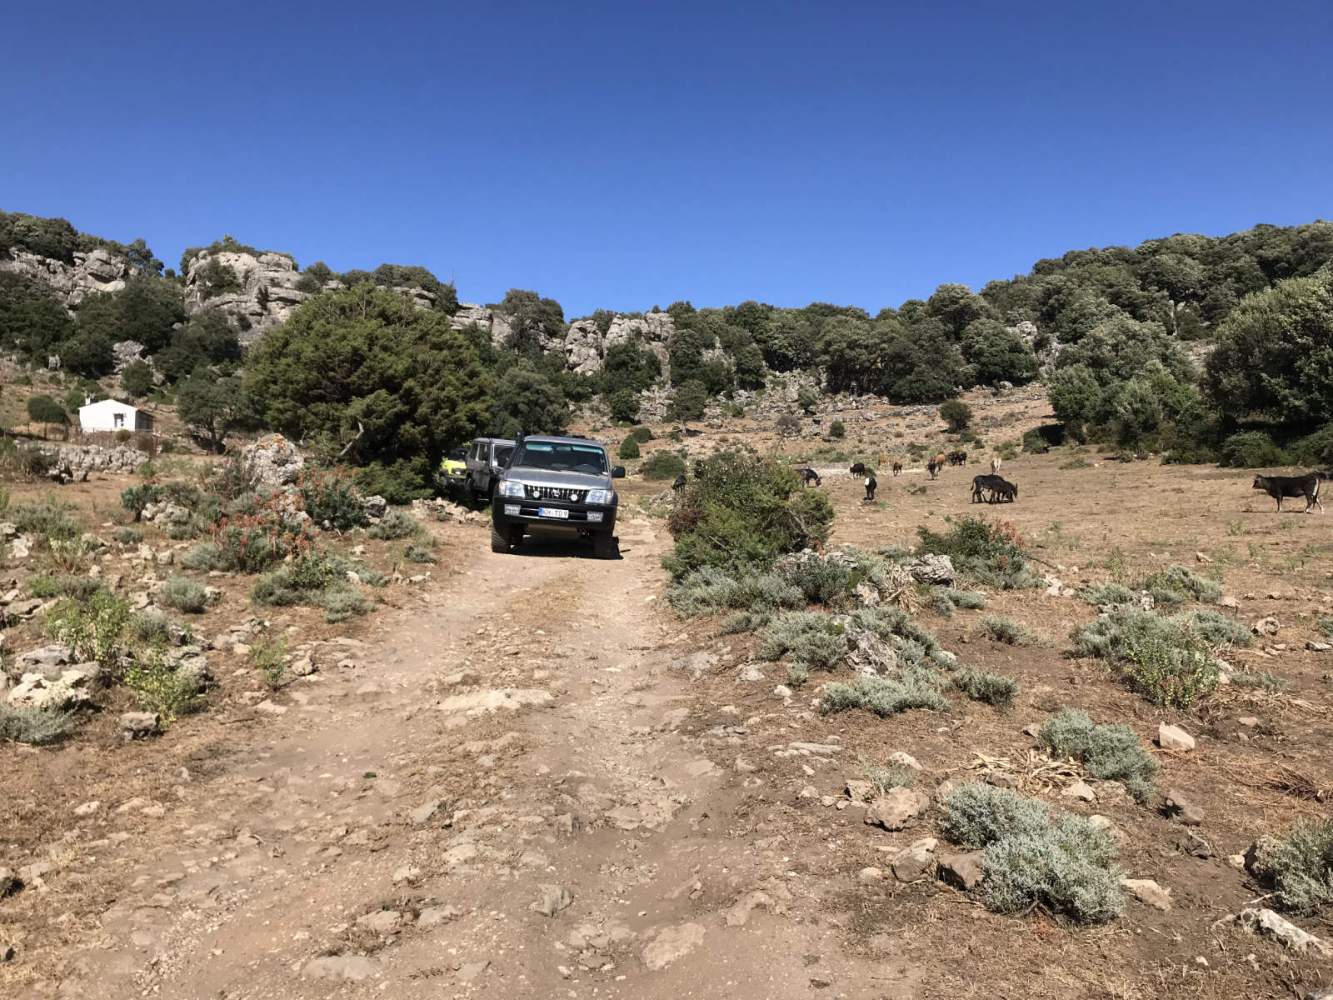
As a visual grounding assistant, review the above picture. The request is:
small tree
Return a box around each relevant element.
[27,395,68,439]
[939,399,973,433]
[618,435,641,460]
[121,360,155,398]
[177,374,250,452]
[775,414,801,437]
[668,380,708,422]
[829,419,846,439]
[797,386,819,414]
[607,388,640,423]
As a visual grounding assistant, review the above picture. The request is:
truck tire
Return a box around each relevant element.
[592,532,617,559]
[491,525,512,553]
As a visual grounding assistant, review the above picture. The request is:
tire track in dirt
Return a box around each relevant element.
[41,515,909,1000]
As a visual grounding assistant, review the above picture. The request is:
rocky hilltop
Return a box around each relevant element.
[0,247,131,309]
[181,249,315,342]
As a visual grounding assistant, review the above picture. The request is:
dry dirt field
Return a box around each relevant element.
[2,387,1331,1000]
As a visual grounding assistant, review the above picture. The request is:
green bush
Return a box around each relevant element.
[618,436,641,460]
[44,592,132,669]
[128,609,177,646]
[181,542,225,571]
[1140,565,1221,605]
[977,614,1034,645]
[939,783,1123,924]
[1079,582,1138,606]
[299,469,369,530]
[1219,431,1289,468]
[668,566,802,618]
[1229,669,1286,691]
[1037,708,1158,803]
[818,669,948,717]
[862,761,915,794]
[666,451,833,578]
[114,526,144,545]
[251,636,289,689]
[759,611,846,669]
[917,517,1039,589]
[607,388,641,423]
[123,647,203,723]
[953,668,1019,707]
[26,574,102,601]
[316,587,371,623]
[159,576,208,614]
[1071,608,1222,707]
[402,543,437,564]
[829,419,846,439]
[629,426,654,443]
[0,704,77,745]
[252,549,349,606]
[775,551,854,605]
[1187,608,1252,647]
[939,399,972,432]
[367,509,421,540]
[947,589,986,610]
[1246,820,1333,915]
[641,450,687,481]
[12,499,80,542]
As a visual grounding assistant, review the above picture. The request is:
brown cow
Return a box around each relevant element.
[892,461,903,477]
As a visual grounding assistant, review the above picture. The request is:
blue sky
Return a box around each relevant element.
[4,1,1331,316]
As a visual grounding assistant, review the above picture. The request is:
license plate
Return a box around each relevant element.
[538,507,569,519]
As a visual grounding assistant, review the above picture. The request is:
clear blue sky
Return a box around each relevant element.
[4,1,1330,317]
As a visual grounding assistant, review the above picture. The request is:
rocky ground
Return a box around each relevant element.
[2,390,1332,999]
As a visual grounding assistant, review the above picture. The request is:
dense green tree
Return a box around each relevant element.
[120,360,155,398]
[244,285,494,500]
[177,373,252,452]
[57,330,115,376]
[156,310,241,382]
[601,341,661,394]
[817,316,882,394]
[879,322,966,403]
[497,289,564,351]
[756,312,818,372]
[0,272,73,358]
[960,319,1039,386]
[74,275,184,354]
[939,399,972,432]
[926,283,993,337]
[26,395,67,437]
[489,361,570,438]
[1205,271,1333,433]
[668,380,709,421]
[607,388,641,423]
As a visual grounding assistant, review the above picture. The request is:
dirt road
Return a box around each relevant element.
[33,512,906,1000]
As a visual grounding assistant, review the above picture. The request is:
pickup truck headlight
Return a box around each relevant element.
[585,489,616,506]
[497,480,525,499]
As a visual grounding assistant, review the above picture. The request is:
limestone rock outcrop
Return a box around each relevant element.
[0,247,131,308]
[183,250,313,343]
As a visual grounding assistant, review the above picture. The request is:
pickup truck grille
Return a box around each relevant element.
[524,485,587,503]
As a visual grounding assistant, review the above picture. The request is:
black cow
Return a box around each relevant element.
[892,461,903,477]
[672,474,687,491]
[948,450,967,466]
[864,474,877,501]
[849,462,866,475]
[990,478,1018,503]
[1253,473,1324,513]
[798,467,822,487]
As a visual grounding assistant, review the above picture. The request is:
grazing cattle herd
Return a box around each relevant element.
[664,444,1333,518]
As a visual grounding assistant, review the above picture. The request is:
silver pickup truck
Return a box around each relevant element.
[490,435,624,558]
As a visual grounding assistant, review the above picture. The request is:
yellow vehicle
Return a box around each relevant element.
[438,446,468,489]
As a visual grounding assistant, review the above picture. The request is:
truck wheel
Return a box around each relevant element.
[491,525,512,553]
[592,532,618,559]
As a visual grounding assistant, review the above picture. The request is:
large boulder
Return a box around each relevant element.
[7,665,99,710]
[240,434,304,490]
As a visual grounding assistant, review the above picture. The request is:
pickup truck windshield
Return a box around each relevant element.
[513,442,607,474]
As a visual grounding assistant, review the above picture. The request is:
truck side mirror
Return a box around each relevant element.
[611,466,626,478]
